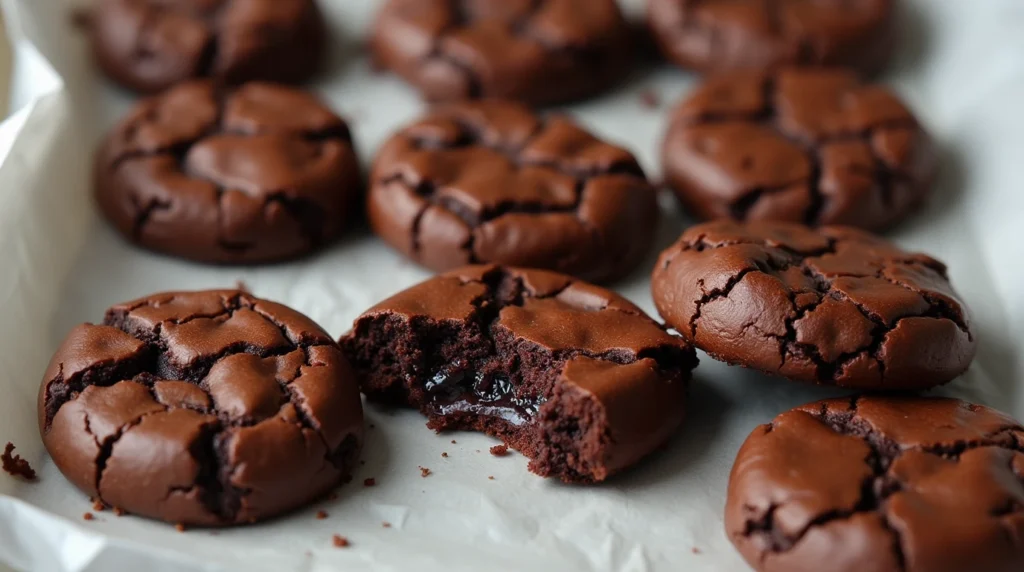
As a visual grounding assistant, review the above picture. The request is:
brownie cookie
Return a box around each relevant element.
[91,0,325,93]
[340,265,697,483]
[95,81,361,264]
[369,100,659,283]
[370,0,632,105]
[652,220,975,390]
[647,0,894,75]
[727,396,1024,572]
[39,290,363,526]
[661,69,936,230]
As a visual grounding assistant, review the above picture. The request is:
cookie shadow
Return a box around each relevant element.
[322,399,394,508]
[883,0,933,80]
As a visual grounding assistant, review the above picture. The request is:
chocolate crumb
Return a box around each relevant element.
[92,500,105,511]
[441,452,448,458]
[363,478,376,487]
[488,476,495,480]
[83,512,94,521]
[489,445,509,457]
[382,521,392,528]
[369,423,376,429]
[2,443,37,480]
[419,466,431,477]
[113,507,125,516]
[332,534,350,548]
[234,280,251,294]
[451,440,456,444]
[360,460,366,466]
[175,523,186,533]
[639,88,661,110]
[692,547,701,555]
[316,510,328,520]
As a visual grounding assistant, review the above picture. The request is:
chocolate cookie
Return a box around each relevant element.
[91,0,325,93]
[39,290,363,526]
[661,69,936,230]
[95,81,362,264]
[647,0,894,75]
[651,220,975,390]
[368,100,659,283]
[340,265,698,483]
[370,0,632,105]
[727,396,1024,572]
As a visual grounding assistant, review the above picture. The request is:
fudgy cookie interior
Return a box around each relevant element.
[343,266,694,483]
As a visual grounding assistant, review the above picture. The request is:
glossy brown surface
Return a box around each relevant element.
[727,396,1024,572]
[369,100,659,283]
[95,81,362,264]
[647,0,893,75]
[652,220,975,389]
[661,69,936,230]
[370,0,632,105]
[341,265,697,483]
[91,0,325,93]
[39,290,364,526]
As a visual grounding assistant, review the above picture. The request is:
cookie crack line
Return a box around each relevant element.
[422,0,604,97]
[384,114,646,261]
[748,396,1024,562]
[668,229,969,384]
[42,292,335,431]
[107,87,352,249]
[679,72,920,226]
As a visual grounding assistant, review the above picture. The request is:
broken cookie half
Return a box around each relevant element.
[340,264,698,483]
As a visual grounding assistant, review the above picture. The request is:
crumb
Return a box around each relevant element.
[2,443,37,480]
[316,510,328,520]
[234,279,250,294]
[489,445,509,457]
[382,521,392,528]
[369,423,376,429]
[450,440,456,444]
[332,534,350,548]
[113,507,125,517]
[83,513,94,521]
[175,523,186,533]
[70,8,92,31]
[327,492,338,501]
[441,452,448,458]
[692,547,701,555]
[639,88,661,110]
[476,450,481,453]
[363,478,376,487]
[92,500,105,511]
[419,466,431,477]
[488,476,495,480]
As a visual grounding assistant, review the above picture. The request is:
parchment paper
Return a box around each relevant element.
[0,1,1022,570]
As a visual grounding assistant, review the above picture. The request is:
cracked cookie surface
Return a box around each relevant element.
[38,290,364,526]
[651,220,975,390]
[726,396,1024,572]
[661,68,936,231]
[369,100,659,283]
[647,0,893,74]
[96,81,362,264]
[370,0,632,105]
[91,0,325,93]
[340,265,697,483]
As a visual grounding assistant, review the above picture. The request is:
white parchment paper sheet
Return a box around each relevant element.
[0,1,1022,570]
